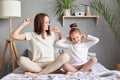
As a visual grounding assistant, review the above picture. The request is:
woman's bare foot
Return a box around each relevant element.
[25,72,38,77]
[38,71,44,75]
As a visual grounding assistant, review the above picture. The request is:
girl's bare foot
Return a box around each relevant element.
[79,69,93,72]
[66,71,73,75]
[38,71,44,75]
[88,69,93,72]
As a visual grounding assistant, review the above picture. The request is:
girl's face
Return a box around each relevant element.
[43,16,50,31]
[70,32,82,44]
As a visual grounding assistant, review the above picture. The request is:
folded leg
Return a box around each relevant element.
[79,57,97,72]
[18,56,42,72]
[39,52,70,75]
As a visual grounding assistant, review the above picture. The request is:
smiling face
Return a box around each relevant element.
[34,13,51,39]
[43,16,50,31]
[70,32,82,44]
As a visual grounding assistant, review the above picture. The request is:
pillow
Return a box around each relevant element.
[27,48,33,60]
[87,53,96,60]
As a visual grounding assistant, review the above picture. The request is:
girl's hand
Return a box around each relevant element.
[81,34,87,40]
[66,37,70,41]
[52,27,61,34]
[23,18,32,25]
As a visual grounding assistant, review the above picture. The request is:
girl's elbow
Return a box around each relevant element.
[96,38,99,43]
[94,38,99,44]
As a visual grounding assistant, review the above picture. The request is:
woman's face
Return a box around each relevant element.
[43,16,50,31]
[70,32,82,44]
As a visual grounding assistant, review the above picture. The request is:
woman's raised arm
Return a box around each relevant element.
[11,18,31,40]
[52,27,62,40]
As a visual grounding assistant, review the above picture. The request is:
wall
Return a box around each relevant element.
[0,0,120,78]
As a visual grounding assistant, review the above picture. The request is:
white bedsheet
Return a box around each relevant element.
[1,63,120,80]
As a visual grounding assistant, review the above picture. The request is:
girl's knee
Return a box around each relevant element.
[91,57,97,64]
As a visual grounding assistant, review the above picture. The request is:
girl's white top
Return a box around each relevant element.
[56,35,99,66]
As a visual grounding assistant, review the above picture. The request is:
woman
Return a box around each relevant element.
[11,13,70,76]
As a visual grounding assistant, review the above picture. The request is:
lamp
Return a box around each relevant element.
[0,0,21,71]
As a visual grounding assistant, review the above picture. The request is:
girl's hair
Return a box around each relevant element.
[34,13,51,39]
[69,23,81,35]
[69,23,81,40]
[70,23,77,28]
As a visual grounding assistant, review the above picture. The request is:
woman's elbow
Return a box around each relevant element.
[10,34,17,39]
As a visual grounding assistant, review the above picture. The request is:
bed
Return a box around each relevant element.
[1,51,120,80]
[1,62,120,80]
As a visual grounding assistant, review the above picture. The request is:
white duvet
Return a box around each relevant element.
[2,63,120,80]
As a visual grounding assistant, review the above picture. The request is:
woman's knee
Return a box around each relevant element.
[17,56,30,66]
[18,56,42,72]
[59,52,70,63]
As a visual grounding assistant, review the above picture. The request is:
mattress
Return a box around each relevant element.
[2,63,120,80]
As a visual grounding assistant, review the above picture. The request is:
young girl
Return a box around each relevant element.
[56,23,99,74]
[11,13,70,76]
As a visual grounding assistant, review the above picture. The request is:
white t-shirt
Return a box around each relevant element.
[24,32,56,62]
[56,35,99,66]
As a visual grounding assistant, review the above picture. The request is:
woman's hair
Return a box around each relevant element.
[69,23,81,40]
[34,13,51,39]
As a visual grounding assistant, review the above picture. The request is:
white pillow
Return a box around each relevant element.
[87,53,96,60]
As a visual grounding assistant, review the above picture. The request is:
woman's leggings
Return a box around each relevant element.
[18,52,70,74]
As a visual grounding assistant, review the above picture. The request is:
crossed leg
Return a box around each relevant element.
[79,57,97,72]
[62,63,77,75]
[38,52,70,75]
[62,57,97,75]
[19,52,70,76]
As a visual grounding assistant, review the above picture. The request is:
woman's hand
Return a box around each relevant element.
[52,27,61,34]
[53,27,62,40]
[23,18,32,25]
